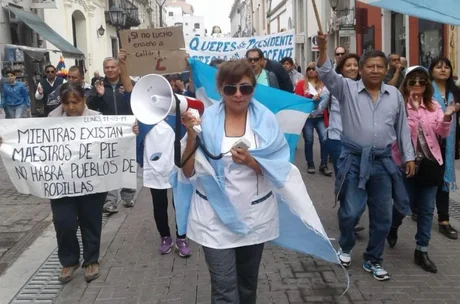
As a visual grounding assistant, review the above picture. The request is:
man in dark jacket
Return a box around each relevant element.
[35,65,65,116]
[47,66,91,107]
[245,48,293,92]
[87,57,136,214]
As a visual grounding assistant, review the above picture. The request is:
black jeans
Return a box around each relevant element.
[436,187,450,222]
[50,192,107,267]
[150,188,185,239]
[202,243,265,304]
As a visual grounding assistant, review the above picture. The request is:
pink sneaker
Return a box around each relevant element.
[159,236,173,254]
[175,238,192,258]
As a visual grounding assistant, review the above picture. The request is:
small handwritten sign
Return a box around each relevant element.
[120,26,187,76]
[0,116,137,199]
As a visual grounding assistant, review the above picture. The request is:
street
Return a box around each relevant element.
[2,140,460,304]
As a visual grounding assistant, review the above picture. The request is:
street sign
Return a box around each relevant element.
[311,35,319,51]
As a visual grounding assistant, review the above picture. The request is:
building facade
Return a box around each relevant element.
[43,0,156,80]
[229,0,253,37]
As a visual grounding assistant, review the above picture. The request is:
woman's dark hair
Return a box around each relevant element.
[60,82,85,102]
[429,57,460,103]
[400,70,435,112]
[210,58,225,67]
[335,53,361,80]
[216,59,256,89]
[4,69,14,76]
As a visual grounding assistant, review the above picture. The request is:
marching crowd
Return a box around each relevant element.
[1,28,460,304]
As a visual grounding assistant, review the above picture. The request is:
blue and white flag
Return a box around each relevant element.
[190,58,315,162]
[359,0,460,26]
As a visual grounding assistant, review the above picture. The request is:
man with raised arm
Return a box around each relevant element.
[316,32,415,281]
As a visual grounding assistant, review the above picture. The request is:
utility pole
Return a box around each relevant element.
[156,0,167,27]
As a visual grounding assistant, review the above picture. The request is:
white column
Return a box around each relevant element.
[381,9,391,55]
[405,14,410,63]
[304,0,312,63]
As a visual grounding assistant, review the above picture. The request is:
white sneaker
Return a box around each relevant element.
[338,248,352,267]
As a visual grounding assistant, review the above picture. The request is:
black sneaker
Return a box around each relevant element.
[307,166,316,174]
[319,165,332,176]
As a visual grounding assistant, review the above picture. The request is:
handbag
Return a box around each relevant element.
[415,158,444,187]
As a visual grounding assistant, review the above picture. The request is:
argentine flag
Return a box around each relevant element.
[190,59,315,162]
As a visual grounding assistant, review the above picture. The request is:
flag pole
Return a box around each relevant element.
[311,0,323,33]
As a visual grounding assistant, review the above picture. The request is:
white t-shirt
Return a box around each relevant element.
[186,112,279,249]
[142,121,175,189]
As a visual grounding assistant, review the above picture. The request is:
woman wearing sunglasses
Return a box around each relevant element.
[295,61,332,176]
[180,59,290,304]
[388,66,458,273]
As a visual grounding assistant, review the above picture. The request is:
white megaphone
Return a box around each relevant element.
[130,74,205,132]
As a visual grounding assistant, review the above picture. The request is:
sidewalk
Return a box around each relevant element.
[0,160,51,275]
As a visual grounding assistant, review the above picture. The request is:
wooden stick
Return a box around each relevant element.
[311,0,323,34]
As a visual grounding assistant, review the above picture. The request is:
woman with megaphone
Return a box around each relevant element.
[178,59,320,304]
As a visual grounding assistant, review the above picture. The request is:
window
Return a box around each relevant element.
[168,12,173,16]
[195,34,200,36]
[194,23,200,29]
[111,37,118,58]
[175,22,183,26]
[185,23,188,26]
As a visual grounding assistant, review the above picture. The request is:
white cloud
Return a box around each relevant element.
[186,0,234,34]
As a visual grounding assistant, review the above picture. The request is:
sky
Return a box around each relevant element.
[186,0,234,34]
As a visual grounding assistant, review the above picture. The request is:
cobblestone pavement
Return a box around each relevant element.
[0,160,51,275]
[44,145,460,304]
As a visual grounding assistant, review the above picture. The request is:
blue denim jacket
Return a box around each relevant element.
[335,136,411,216]
[1,82,30,108]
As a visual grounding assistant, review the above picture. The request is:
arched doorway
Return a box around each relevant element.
[71,10,88,77]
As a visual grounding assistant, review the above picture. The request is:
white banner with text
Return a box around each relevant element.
[185,30,295,64]
[0,116,137,199]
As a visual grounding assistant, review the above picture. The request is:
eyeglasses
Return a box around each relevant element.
[408,79,427,86]
[307,67,315,72]
[335,52,345,56]
[247,57,261,63]
[223,84,254,96]
[45,70,55,74]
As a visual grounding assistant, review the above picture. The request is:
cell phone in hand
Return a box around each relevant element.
[232,138,251,151]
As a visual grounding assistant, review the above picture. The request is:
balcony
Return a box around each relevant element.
[105,0,141,29]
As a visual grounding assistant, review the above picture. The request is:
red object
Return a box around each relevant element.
[177,95,205,116]
[323,109,329,127]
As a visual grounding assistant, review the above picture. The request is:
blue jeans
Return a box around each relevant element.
[338,155,393,264]
[324,138,342,175]
[392,174,437,250]
[6,104,26,118]
[303,117,327,167]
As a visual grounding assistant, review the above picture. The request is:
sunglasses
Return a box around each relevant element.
[307,67,315,71]
[408,79,427,86]
[336,52,345,56]
[247,57,261,63]
[45,70,55,74]
[223,84,254,96]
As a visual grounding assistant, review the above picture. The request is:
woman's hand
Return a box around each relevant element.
[231,148,262,174]
[132,123,139,135]
[313,94,320,101]
[409,92,421,111]
[182,110,201,138]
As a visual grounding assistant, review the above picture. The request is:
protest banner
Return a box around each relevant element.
[119,26,188,76]
[184,30,295,64]
[0,116,137,199]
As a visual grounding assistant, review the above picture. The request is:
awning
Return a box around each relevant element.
[358,0,460,27]
[8,7,85,59]
[5,44,48,61]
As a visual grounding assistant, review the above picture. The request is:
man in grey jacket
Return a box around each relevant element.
[47,66,91,107]
[246,49,279,89]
